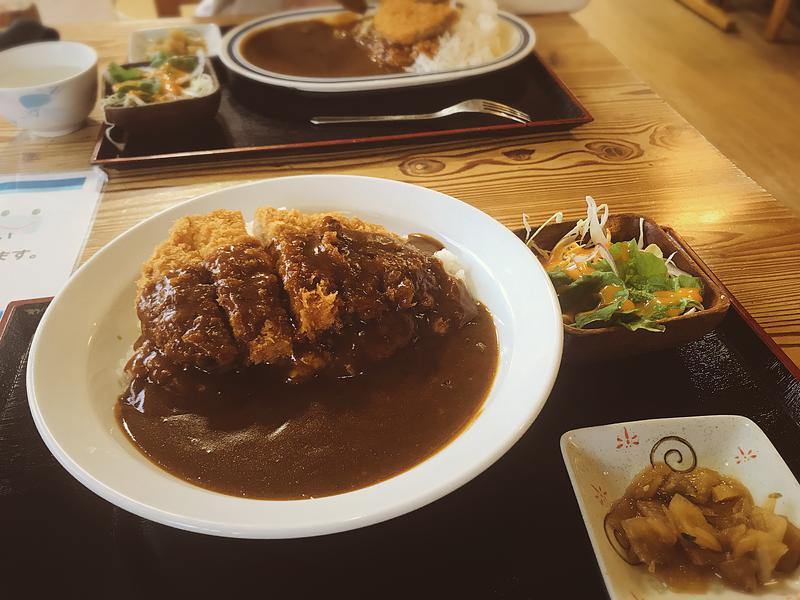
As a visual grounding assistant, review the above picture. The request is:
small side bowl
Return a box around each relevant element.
[102,59,221,134]
[128,24,222,62]
[0,41,98,137]
[561,415,800,599]
[517,214,730,363]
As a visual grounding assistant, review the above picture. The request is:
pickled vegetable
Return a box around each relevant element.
[605,463,800,592]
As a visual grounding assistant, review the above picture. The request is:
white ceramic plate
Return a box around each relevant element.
[128,24,222,62]
[27,175,562,539]
[219,7,535,92]
[561,415,800,599]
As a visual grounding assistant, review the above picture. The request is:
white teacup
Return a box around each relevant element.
[0,41,98,137]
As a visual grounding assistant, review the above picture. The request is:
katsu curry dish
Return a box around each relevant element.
[238,0,509,78]
[118,207,497,499]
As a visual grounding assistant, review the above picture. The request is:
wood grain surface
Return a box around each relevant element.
[574,0,800,216]
[1,13,799,367]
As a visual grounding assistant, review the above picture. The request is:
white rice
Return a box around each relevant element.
[434,247,476,298]
[434,248,465,282]
[116,340,136,385]
[410,0,504,73]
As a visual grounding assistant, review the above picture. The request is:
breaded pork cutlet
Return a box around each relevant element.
[255,207,477,379]
[135,206,477,381]
[138,209,250,292]
[137,264,239,371]
[137,209,293,369]
[255,207,475,332]
[207,238,294,365]
[254,207,412,338]
[372,0,458,46]
[253,208,342,338]
[137,210,246,371]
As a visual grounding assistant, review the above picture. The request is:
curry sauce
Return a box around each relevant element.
[118,303,496,499]
[240,19,403,78]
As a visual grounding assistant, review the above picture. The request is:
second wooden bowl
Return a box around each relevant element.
[517,214,730,364]
[103,59,221,134]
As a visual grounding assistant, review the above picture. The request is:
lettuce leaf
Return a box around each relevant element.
[619,316,666,332]
[574,299,622,328]
[616,240,674,292]
[115,78,161,100]
[628,288,653,304]
[547,267,572,290]
[558,271,623,312]
[137,78,161,95]
[677,274,704,292]
[591,258,614,272]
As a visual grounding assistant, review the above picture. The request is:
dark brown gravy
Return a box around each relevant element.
[407,233,445,254]
[240,19,402,78]
[118,304,497,500]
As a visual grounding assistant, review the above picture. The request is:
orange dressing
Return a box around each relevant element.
[599,284,621,305]
[562,261,594,280]
[645,287,703,317]
[546,244,600,281]
[599,283,635,312]
[653,287,703,304]
[157,68,183,98]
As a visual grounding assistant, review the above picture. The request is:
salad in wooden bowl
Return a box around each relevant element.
[101,54,221,134]
[521,198,730,363]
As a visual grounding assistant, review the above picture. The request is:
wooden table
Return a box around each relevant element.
[1,14,799,368]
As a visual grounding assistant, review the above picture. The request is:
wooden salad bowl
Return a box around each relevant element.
[516,214,730,364]
[103,59,222,134]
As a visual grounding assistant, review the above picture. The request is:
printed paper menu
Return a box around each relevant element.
[0,170,105,317]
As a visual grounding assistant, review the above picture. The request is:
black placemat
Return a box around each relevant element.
[91,52,591,168]
[2,299,799,598]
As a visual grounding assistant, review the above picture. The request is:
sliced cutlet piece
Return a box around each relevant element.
[206,238,295,365]
[137,209,251,292]
[255,207,474,331]
[253,207,342,339]
[373,0,458,46]
[137,217,202,293]
[137,264,239,371]
[160,208,295,365]
[252,207,403,337]
[136,211,247,371]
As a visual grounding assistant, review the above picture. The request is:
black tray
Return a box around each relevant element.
[90,52,592,169]
[2,284,798,597]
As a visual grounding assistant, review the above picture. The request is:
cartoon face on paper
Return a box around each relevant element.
[0,207,43,237]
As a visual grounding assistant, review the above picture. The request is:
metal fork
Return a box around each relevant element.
[310,99,531,125]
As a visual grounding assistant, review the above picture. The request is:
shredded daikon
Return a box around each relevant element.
[637,217,645,249]
[586,196,610,247]
[103,122,126,153]
[524,211,564,257]
[664,251,693,277]
[596,244,618,275]
[643,243,663,258]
